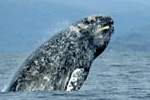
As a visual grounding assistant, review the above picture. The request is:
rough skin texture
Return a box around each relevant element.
[7,15,114,91]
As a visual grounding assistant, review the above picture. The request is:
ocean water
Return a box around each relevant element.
[0,51,150,100]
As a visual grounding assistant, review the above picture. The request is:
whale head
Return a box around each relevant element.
[72,15,114,58]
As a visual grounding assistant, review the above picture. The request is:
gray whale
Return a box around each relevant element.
[7,15,114,91]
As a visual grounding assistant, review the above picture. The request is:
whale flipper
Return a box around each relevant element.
[66,68,88,91]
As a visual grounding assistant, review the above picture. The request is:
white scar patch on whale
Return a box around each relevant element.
[66,68,87,91]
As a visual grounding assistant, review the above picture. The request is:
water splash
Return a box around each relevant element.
[1,84,9,92]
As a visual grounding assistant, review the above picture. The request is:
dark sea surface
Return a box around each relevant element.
[0,51,150,100]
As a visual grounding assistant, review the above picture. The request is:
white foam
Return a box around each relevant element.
[1,84,9,92]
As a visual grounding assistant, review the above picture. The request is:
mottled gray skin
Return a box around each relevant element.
[7,15,114,91]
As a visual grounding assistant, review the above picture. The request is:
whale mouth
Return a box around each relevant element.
[100,20,114,34]
[96,20,114,33]
[100,25,110,31]
[95,22,114,33]
[101,19,114,31]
